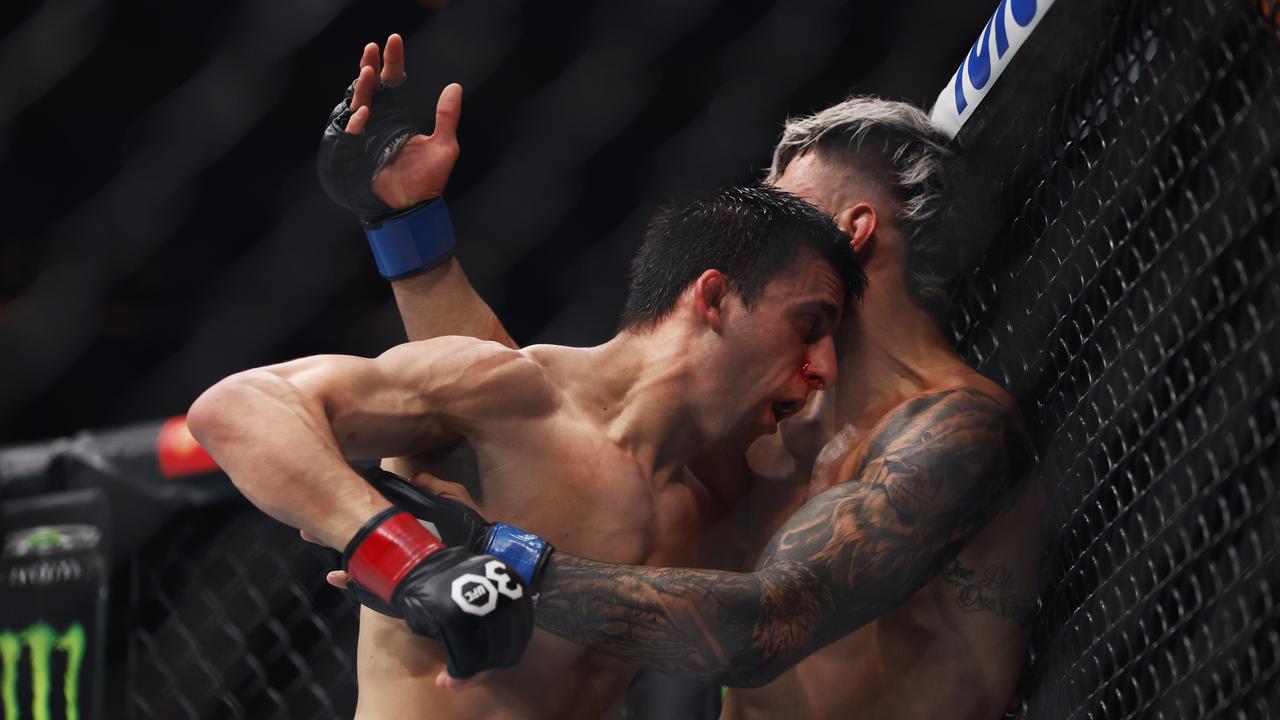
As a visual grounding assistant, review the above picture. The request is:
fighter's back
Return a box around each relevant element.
[352,340,728,720]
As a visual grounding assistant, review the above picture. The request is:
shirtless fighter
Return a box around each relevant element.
[330,35,1041,720]
[188,180,864,717]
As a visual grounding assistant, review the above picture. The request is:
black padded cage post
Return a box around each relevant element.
[948,0,1279,717]
[0,420,365,717]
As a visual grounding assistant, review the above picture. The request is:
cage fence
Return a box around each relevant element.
[950,0,1280,717]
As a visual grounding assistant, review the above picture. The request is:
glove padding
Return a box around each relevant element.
[391,546,534,679]
[317,79,418,221]
[348,468,492,617]
[341,507,534,679]
[350,468,554,620]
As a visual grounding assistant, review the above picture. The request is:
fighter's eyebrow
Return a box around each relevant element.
[800,299,841,327]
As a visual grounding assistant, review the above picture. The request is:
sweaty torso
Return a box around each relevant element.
[724,370,1042,720]
[354,343,725,720]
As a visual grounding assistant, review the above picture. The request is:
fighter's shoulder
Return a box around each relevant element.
[881,377,1020,435]
[860,381,1032,482]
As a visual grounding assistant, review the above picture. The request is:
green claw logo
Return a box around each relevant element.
[0,623,84,720]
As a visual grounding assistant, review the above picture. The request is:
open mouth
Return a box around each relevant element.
[771,400,803,423]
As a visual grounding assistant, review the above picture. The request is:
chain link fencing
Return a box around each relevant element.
[950,0,1280,717]
[124,506,358,718]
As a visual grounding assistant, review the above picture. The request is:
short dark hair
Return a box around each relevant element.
[619,186,866,330]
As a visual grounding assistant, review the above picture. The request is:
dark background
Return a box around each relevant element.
[0,0,997,444]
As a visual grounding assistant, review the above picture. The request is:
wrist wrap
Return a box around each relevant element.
[484,523,551,588]
[364,198,456,279]
[344,509,446,604]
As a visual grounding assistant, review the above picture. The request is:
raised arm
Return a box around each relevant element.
[532,387,1033,687]
[320,34,515,348]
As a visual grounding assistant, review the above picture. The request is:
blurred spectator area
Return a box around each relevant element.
[0,0,996,443]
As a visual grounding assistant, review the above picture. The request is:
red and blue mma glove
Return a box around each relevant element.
[317,79,455,279]
[351,468,555,606]
[341,476,538,678]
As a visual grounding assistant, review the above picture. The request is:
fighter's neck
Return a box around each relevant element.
[555,330,717,473]
[828,293,964,424]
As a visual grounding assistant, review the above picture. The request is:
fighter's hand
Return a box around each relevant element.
[346,34,462,209]
[318,33,462,220]
[296,529,354,587]
[360,468,554,591]
[342,506,534,679]
[410,470,481,513]
[304,473,480,590]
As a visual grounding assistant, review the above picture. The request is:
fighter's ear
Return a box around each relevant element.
[833,202,878,256]
[692,269,727,333]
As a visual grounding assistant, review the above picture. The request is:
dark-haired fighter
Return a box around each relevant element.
[328,35,1041,720]
[189,184,864,718]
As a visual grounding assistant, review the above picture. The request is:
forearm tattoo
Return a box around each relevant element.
[535,388,1033,687]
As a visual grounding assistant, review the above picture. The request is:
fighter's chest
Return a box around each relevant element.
[465,428,706,565]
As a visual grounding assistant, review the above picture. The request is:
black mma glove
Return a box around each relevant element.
[342,506,534,678]
[360,467,555,591]
[317,79,417,222]
[316,80,457,279]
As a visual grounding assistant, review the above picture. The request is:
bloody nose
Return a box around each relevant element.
[801,361,826,390]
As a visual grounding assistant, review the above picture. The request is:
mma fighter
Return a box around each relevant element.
[330,34,1041,720]
[189,155,864,720]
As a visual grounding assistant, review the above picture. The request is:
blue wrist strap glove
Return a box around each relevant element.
[354,468,554,618]
[364,198,457,279]
[485,523,551,588]
[317,78,456,279]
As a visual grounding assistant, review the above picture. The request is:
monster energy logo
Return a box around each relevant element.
[0,623,84,720]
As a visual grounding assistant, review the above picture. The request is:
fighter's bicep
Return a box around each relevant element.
[850,387,1033,546]
[383,338,559,416]
[263,353,455,457]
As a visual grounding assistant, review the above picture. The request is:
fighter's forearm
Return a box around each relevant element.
[391,259,516,347]
[533,479,924,688]
[188,369,389,548]
[535,555,810,687]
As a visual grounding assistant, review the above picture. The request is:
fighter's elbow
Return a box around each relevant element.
[187,370,278,452]
[188,377,236,446]
[705,627,796,688]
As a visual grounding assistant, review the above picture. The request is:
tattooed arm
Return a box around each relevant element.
[534,387,1033,687]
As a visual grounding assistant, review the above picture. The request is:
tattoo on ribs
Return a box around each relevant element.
[938,557,1037,624]
[535,387,1034,686]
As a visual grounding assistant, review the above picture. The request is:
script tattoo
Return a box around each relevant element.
[535,388,1033,686]
[938,558,1036,624]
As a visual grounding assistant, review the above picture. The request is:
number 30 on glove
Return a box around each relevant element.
[341,507,534,678]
